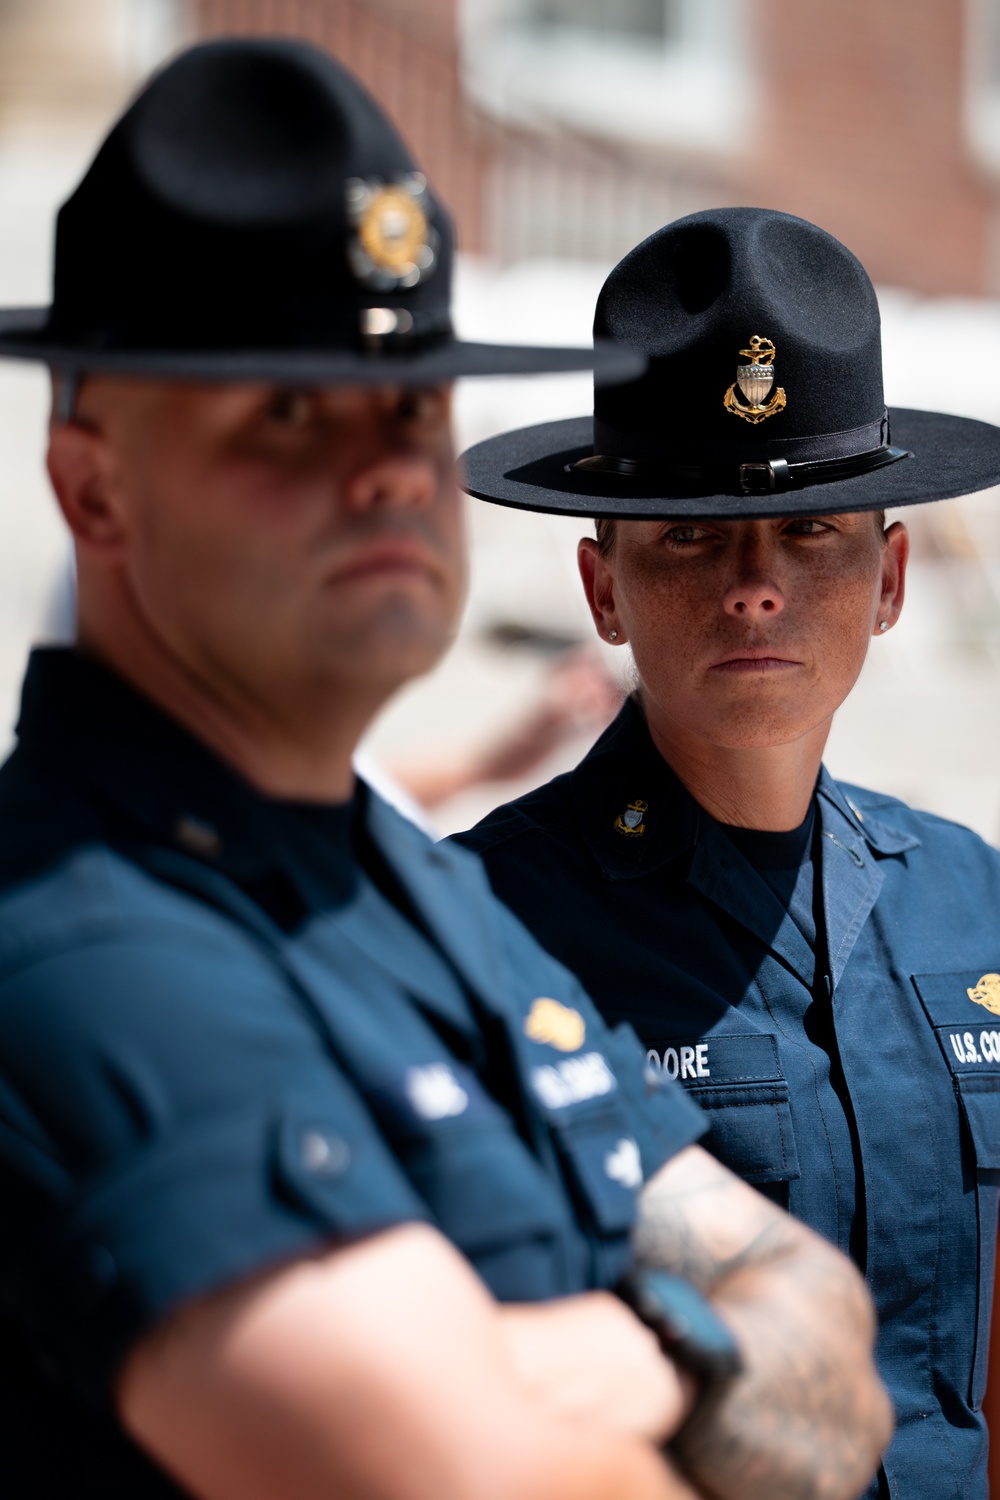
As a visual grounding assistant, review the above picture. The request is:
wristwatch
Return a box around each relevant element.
[615,1267,743,1386]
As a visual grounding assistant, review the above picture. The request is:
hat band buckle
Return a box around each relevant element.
[739,459,789,494]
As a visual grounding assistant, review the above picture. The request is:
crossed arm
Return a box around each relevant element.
[118,1145,890,1500]
[632,1146,892,1500]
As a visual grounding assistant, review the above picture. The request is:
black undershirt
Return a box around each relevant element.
[720,801,819,953]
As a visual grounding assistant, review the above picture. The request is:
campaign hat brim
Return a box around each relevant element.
[0,307,642,385]
[460,408,1000,519]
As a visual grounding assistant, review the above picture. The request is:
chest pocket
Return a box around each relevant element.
[645,1033,800,1189]
[363,1063,568,1260]
[912,971,1000,1407]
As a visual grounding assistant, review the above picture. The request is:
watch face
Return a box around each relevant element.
[616,1269,743,1383]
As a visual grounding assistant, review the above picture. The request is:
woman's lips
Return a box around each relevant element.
[709,653,802,674]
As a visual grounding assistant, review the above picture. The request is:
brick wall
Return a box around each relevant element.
[748,0,997,295]
[193,0,1000,294]
[193,0,490,252]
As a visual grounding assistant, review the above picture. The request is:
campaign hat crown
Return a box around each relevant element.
[0,38,639,386]
[462,206,1000,518]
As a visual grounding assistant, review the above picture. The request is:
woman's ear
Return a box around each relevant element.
[47,422,128,562]
[875,521,909,635]
[578,537,626,645]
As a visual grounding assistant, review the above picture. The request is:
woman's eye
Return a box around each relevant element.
[786,518,827,536]
[663,526,706,545]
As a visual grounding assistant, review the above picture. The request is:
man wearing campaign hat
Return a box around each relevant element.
[456,207,1000,1500]
[0,44,888,1500]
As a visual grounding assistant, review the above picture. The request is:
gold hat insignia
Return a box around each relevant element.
[615,799,648,837]
[968,973,1000,1016]
[346,173,438,291]
[525,997,586,1052]
[723,334,787,424]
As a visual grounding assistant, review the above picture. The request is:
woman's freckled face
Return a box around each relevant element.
[580,513,907,752]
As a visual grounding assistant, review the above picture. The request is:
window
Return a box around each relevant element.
[526,0,678,43]
[966,0,1000,174]
[461,0,750,152]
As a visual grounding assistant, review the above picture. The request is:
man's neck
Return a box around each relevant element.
[641,701,830,832]
[76,585,377,805]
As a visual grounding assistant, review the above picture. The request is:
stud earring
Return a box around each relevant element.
[608,630,618,641]
[878,620,889,632]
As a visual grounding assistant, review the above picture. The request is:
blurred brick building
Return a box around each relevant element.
[174,0,1000,293]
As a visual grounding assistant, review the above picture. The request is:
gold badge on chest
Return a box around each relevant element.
[968,973,1000,1016]
[524,997,586,1052]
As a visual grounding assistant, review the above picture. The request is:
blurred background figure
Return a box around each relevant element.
[3,0,1000,838]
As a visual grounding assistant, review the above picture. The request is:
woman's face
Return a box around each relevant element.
[578,512,908,753]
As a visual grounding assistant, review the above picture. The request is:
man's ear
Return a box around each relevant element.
[577,537,626,645]
[47,423,128,561]
[875,521,908,635]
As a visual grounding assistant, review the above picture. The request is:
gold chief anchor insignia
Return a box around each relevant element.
[524,998,586,1052]
[968,973,1000,1017]
[723,334,787,425]
[615,799,648,837]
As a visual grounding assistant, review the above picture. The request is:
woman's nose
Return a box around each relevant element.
[722,567,785,619]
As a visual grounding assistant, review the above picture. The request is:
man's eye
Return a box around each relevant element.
[785,518,828,536]
[397,386,448,424]
[264,391,312,426]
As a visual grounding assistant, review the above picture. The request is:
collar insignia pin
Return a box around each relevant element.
[346,173,438,291]
[615,799,648,837]
[173,813,223,859]
[524,997,586,1052]
[968,973,1000,1016]
[723,334,787,424]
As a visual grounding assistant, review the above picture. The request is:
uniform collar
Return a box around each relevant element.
[572,696,918,879]
[815,768,919,858]
[15,647,363,915]
[570,697,921,988]
[15,648,513,1030]
[570,697,698,879]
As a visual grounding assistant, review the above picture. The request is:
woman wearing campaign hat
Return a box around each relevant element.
[456,207,1000,1500]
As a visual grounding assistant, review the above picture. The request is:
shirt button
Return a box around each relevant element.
[299,1129,351,1177]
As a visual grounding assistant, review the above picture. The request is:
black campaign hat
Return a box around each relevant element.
[0,38,640,386]
[461,207,1000,519]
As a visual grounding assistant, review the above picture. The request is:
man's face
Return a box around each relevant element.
[70,379,466,718]
[578,513,907,752]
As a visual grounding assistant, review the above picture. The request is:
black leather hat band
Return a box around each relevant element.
[592,411,891,466]
[570,442,912,496]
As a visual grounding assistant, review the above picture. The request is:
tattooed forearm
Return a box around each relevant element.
[635,1149,891,1500]
[633,1153,790,1293]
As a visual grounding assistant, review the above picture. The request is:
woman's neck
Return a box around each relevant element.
[641,701,831,831]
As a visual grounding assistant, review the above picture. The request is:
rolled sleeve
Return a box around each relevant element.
[0,932,430,1403]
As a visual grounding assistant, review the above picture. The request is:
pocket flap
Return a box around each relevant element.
[642,1032,798,1186]
[912,971,1000,1029]
[554,1113,644,1234]
[698,1094,801,1184]
[956,1076,1000,1170]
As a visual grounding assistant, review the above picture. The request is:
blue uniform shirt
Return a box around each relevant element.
[456,697,1000,1500]
[0,652,703,1497]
